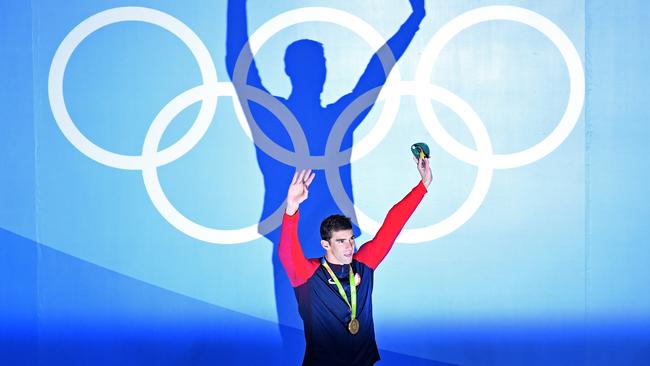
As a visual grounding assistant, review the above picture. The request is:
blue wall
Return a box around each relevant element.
[1,0,649,365]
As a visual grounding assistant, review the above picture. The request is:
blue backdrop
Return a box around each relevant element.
[1,0,649,365]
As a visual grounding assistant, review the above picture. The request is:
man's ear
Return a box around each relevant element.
[321,240,330,250]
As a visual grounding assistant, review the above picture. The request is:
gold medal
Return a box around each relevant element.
[348,318,360,335]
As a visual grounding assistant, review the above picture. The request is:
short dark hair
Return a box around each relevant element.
[320,214,353,241]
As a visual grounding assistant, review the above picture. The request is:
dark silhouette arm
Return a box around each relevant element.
[331,0,425,120]
[226,0,267,91]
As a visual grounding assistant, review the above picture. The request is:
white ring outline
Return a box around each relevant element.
[325,81,494,243]
[415,5,585,169]
[48,6,219,170]
[141,83,313,244]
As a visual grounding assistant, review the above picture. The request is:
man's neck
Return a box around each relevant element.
[288,92,322,108]
[325,254,353,276]
[325,253,343,265]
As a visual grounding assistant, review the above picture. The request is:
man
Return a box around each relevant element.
[226,0,426,334]
[280,156,432,365]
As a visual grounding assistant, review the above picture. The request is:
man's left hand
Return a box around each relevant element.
[413,156,432,188]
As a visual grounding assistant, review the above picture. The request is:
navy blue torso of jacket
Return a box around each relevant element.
[295,259,378,366]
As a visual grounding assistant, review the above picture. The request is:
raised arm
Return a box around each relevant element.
[225,0,267,91]
[331,0,425,114]
[355,156,432,270]
[279,169,319,287]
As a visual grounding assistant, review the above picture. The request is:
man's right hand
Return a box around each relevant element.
[285,169,316,215]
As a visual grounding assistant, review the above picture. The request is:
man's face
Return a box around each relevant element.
[322,229,356,265]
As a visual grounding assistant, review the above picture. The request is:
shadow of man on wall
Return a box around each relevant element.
[226,0,425,355]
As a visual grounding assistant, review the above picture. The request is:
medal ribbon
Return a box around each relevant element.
[321,259,356,322]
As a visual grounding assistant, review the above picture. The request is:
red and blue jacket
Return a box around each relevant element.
[279,181,427,366]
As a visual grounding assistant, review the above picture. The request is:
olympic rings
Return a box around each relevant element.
[48,5,585,244]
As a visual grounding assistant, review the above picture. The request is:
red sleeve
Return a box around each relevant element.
[354,181,427,270]
[278,210,320,287]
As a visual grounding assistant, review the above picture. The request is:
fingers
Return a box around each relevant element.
[413,156,421,168]
[416,156,424,169]
[293,169,315,186]
[305,171,316,187]
[413,155,430,171]
[297,169,306,185]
